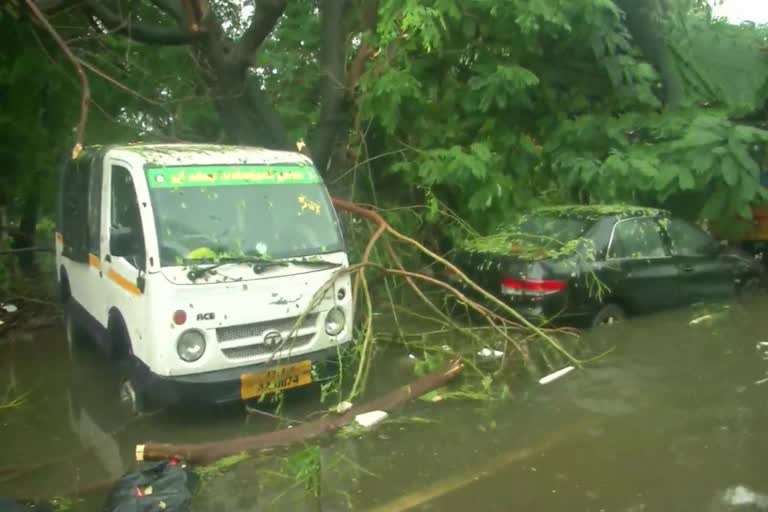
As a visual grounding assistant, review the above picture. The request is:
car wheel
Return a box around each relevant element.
[591,304,625,328]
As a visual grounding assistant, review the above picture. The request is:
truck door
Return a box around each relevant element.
[103,163,147,350]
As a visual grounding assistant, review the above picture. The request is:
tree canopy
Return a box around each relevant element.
[2,0,768,243]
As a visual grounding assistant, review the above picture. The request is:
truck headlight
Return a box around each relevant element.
[177,330,206,362]
[325,307,345,336]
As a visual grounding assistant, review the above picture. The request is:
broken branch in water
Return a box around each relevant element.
[135,359,464,465]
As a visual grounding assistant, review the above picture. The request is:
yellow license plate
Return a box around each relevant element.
[240,360,313,400]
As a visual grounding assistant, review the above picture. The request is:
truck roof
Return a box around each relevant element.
[81,143,312,168]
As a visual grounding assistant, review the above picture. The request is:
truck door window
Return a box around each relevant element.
[61,158,90,263]
[87,160,102,258]
[110,165,146,270]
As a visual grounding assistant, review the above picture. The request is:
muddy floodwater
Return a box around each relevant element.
[2,298,768,511]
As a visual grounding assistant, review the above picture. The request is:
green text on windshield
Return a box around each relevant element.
[146,164,344,266]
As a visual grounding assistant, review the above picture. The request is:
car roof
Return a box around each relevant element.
[531,204,669,221]
[79,143,312,168]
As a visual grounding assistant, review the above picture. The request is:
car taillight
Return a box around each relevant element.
[500,278,566,296]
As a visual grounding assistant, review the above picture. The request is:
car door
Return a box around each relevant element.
[663,217,736,304]
[603,217,682,313]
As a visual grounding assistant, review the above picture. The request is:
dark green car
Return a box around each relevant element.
[450,205,765,327]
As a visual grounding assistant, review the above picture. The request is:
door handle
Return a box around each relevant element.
[681,264,694,273]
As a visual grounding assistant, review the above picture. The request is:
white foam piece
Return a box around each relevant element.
[354,410,388,428]
[539,366,575,385]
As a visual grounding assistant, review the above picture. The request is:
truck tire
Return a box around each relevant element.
[111,321,149,416]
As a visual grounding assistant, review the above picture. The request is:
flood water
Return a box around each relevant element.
[2,298,768,511]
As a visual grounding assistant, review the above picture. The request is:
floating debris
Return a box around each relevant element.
[689,314,712,325]
[354,410,388,428]
[720,485,768,508]
[539,366,575,385]
[335,401,353,414]
[1,304,18,314]
[477,348,504,359]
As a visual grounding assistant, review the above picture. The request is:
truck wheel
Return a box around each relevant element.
[111,323,150,416]
[118,375,147,416]
[592,304,625,328]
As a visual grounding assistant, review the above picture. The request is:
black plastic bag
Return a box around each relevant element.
[104,459,198,512]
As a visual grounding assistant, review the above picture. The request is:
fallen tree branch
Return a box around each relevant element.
[136,359,464,464]
[23,0,90,158]
[330,197,579,366]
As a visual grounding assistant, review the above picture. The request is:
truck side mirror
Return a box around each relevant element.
[110,227,137,257]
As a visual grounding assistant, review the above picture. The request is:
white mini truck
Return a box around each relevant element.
[56,144,354,413]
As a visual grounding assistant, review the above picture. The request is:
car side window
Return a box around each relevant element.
[665,218,715,257]
[608,218,667,260]
[111,165,146,270]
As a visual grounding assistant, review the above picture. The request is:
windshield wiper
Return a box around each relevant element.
[187,256,285,281]
[186,256,341,281]
[283,258,342,270]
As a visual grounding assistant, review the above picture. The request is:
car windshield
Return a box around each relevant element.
[513,214,592,246]
[146,164,343,266]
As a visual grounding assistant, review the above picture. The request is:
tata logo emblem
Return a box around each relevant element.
[262,330,283,347]
[196,312,215,321]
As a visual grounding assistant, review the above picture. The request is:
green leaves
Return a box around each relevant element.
[549,108,768,223]
[467,64,540,112]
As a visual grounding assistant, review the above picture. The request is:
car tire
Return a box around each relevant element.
[591,303,625,328]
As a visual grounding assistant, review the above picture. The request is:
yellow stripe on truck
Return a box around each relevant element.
[88,254,101,269]
[107,269,142,297]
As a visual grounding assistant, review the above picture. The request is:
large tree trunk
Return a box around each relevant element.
[209,71,293,149]
[309,0,351,175]
[617,0,686,109]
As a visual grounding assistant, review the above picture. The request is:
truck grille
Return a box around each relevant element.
[216,313,319,343]
[221,334,314,360]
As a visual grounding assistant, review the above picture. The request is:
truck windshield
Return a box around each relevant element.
[146,164,343,266]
